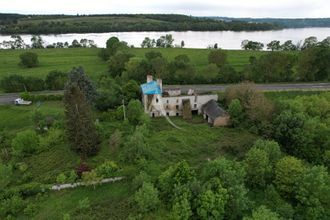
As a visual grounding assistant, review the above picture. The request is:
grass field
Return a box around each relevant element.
[0,48,108,81]
[0,48,266,81]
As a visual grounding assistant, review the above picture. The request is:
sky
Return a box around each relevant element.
[1,0,329,18]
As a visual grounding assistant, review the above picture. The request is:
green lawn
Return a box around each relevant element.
[0,101,63,134]
[0,48,108,81]
[130,48,267,71]
[28,181,133,220]
[0,48,266,82]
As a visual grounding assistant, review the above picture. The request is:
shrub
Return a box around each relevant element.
[76,163,91,177]
[16,182,48,197]
[11,129,40,156]
[56,173,67,184]
[134,182,160,213]
[82,170,101,189]
[228,99,244,127]
[23,203,38,217]
[208,49,227,67]
[0,195,25,217]
[127,99,144,126]
[20,92,63,102]
[19,52,39,68]
[120,128,151,163]
[98,48,111,61]
[39,129,64,149]
[95,160,118,178]
[45,70,68,90]
[244,205,280,220]
[0,74,25,92]
[23,76,45,91]
[132,171,152,191]
[77,197,90,210]
[67,170,78,183]
[0,75,46,92]
[218,64,241,83]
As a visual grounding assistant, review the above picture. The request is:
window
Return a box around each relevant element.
[176,105,179,110]
[166,100,169,104]
[194,104,197,108]
[176,99,179,103]
[156,98,159,103]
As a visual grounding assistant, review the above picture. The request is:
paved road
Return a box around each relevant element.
[163,83,330,93]
[0,90,63,105]
[1,83,330,105]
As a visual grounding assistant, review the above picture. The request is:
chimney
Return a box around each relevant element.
[156,78,162,92]
[147,75,153,83]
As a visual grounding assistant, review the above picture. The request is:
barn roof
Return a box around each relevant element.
[201,99,227,120]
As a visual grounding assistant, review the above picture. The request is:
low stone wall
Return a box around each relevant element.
[51,176,125,191]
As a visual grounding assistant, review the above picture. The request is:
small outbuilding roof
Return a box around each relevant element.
[201,99,227,120]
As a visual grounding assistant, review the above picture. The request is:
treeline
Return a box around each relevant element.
[0,35,97,49]
[100,36,330,85]
[234,17,330,28]
[241,36,330,51]
[0,70,67,92]
[0,14,280,35]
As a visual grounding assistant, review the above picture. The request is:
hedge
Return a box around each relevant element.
[20,92,63,102]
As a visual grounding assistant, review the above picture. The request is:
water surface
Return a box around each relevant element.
[0,28,329,49]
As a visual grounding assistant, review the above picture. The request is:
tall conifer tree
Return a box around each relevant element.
[64,83,100,158]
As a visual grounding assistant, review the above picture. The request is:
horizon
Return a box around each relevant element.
[1,12,330,20]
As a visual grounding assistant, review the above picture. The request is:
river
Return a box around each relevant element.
[0,28,329,49]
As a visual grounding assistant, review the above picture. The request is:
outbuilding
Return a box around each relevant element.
[201,99,229,126]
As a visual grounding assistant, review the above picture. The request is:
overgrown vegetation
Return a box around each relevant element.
[1,83,329,218]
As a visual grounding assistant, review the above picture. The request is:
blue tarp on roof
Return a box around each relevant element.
[140,81,161,95]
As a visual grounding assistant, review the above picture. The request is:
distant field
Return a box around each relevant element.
[0,47,266,81]
[130,48,267,71]
[0,48,108,81]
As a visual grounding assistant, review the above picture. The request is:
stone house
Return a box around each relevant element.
[141,75,229,126]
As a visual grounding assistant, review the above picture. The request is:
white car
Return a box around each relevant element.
[14,98,32,105]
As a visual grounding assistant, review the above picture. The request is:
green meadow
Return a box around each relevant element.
[0,47,266,81]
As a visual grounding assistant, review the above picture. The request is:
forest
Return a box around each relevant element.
[209,17,330,28]
[0,13,281,34]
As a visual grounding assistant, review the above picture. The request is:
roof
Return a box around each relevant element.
[201,99,227,120]
[140,81,161,95]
